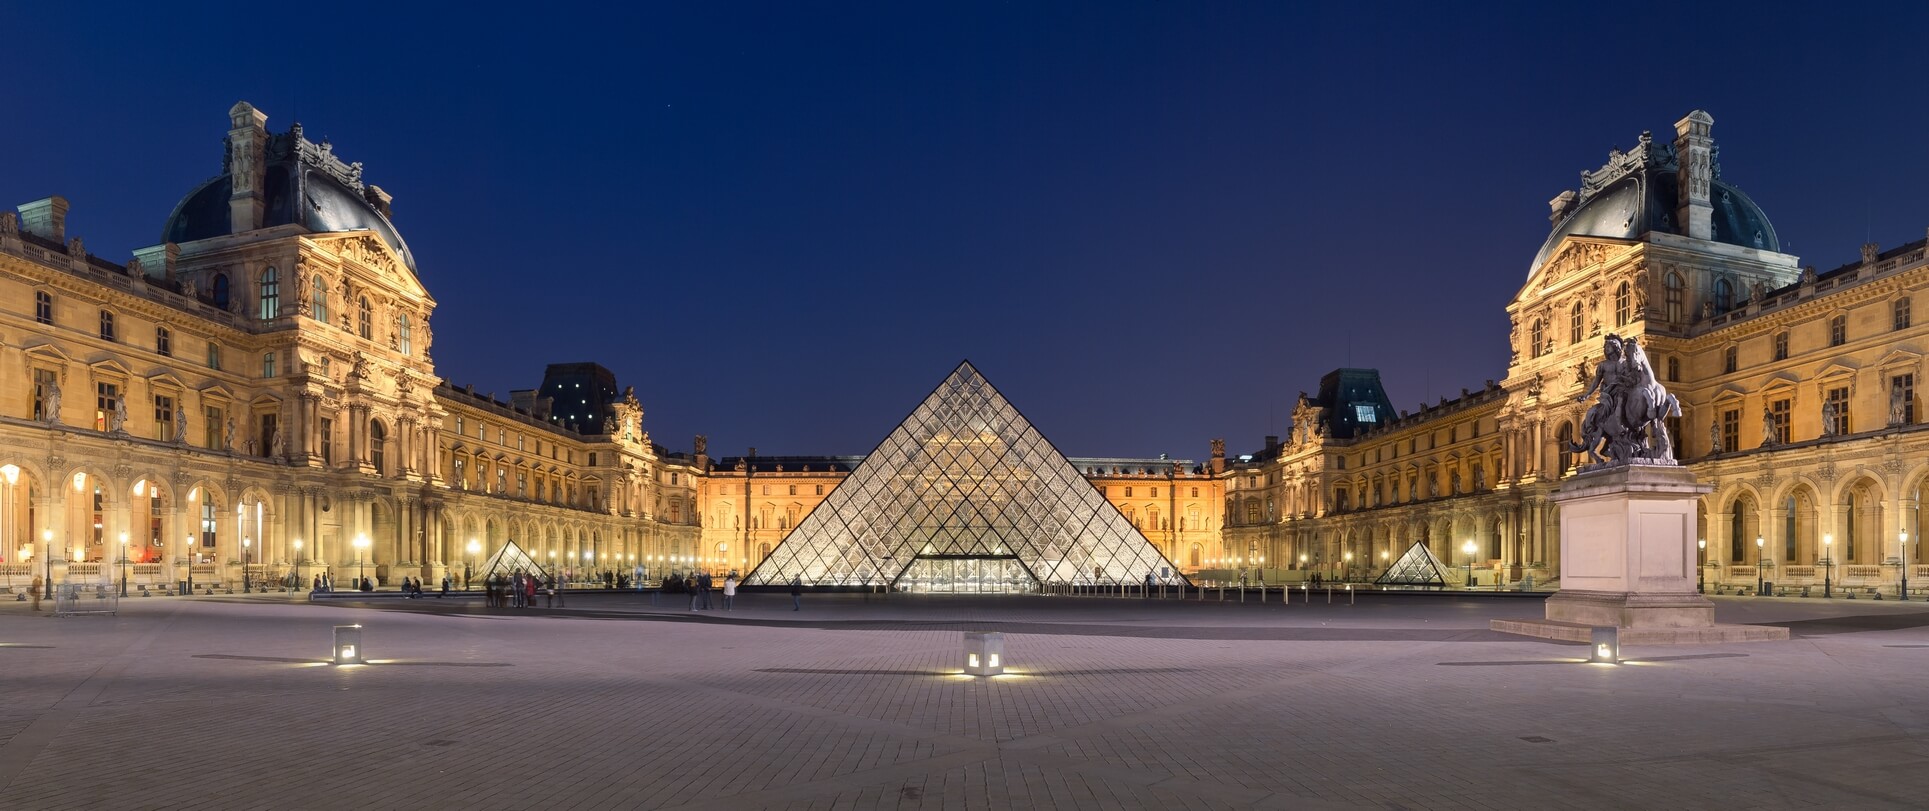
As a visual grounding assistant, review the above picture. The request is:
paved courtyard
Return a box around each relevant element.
[3,589,1929,809]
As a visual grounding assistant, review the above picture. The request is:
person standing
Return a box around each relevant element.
[553,574,566,608]
[722,575,738,611]
[524,573,537,608]
[440,574,450,597]
[30,575,43,612]
[699,571,714,610]
[790,576,802,611]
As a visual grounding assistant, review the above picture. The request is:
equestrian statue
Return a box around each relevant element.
[1570,333,1681,468]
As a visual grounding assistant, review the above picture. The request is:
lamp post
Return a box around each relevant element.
[1379,549,1389,580]
[1462,540,1477,590]
[1696,539,1706,593]
[242,537,252,593]
[183,534,194,596]
[43,528,53,598]
[1343,551,1353,583]
[294,539,304,592]
[465,538,479,590]
[353,534,370,590]
[1821,534,1832,598]
[1755,535,1766,597]
[1901,531,1911,601]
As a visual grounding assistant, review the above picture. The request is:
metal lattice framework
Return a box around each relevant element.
[744,362,1185,589]
[1374,541,1449,587]
[476,539,549,582]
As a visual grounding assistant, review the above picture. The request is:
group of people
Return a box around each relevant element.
[486,571,556,608]
[679,571,741,611]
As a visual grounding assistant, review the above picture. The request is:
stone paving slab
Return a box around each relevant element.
[3,594,1928,809]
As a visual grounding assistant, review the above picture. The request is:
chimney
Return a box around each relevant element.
[1264,435,1280,451]
[363,185,393,218]
[132,243,179,282]
[1208,438,1226,474]
[226,102,270,233]
[1673,110,1715,241]
[1548,191,1578,228]
[18,196,69,241]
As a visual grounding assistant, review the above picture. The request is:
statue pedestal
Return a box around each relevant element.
[1493,464,1789,644]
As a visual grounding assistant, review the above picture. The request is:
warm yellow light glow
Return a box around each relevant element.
[1596,644,1612,659]
[294,539,303,551]
[42,529,51,542]
[0,464,17,485]
[340,645,356,659]
[132,479,145,497]
[968,653,980,668]
[119,531,128,544]
[72,472,86,491]
[988,654,1000,668]
[1756,536,1764,549]
[189,487,198,501]
[466,539,479,554]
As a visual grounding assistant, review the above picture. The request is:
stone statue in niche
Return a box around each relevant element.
[1451,469,1462,495]
[175,408,189,444]
[1569,333,1681,467]
[44,383,61,424]
[1709,421,1723,454]
[1820,400,1839,438]
[1761,407,1777,447]
[224,417,236,451]
[112,398,128,433]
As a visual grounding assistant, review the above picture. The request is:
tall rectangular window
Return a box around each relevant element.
[156,327,171,357]
[154,395,175,442]
[1721,409,1740,454]
[207,342,222,371]
[204,405,224,449]
[1897,298,1913,331]
[1894,374,1917,425]
[319,417,333,464]
[1826,387,1850,436]
[261,351,276,378]
[1722,346,1738,374]
[258,413,277,458]
[99,310,115,341]
[1772,332,1788,361]
[32,369,57,421]
[95,382,119,432]
[1769,399,1791,445]
[34,291,52,324]
[1830,315,1847,346]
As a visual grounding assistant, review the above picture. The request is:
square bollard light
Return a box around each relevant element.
[964,631,1004,676]
[333,625,365,665]
[1589,626,1619,664]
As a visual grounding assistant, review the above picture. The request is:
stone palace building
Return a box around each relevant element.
[2,103,1925,595]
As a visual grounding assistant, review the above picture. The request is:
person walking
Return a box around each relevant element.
[790,576,802,611]
[722,575,738,611]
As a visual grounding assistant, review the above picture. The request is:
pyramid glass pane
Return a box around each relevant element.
[745,362,1188,590]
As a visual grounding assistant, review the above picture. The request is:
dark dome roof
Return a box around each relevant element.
[162,136,416,272]
[1529,133,1777,276]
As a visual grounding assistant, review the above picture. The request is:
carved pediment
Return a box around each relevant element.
[146,371,188,390]
[88,357,134,377]
[310,233,430,300]
[21,342,74,365]
[199,383,237,401]
[1814,362,1859,381]
[1875,348,1924,370]
[1710,386,1747,404]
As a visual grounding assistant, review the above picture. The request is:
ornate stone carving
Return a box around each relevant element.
[1569,334,1680,468]
[1210,438,1226,457]
[1709,421,1722,454]
[0,211,16,235]
[693,435,707,455]
[67,237,85,259]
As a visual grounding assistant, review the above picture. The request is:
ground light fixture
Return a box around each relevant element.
[333,625,364,665]
[1590,626,1620,664]
[964,631,1004,676]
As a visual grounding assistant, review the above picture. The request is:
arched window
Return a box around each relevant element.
[1713,277,1733,314]
[211,273,230,310]
[1188,543,1202,567]
[312,276,329,323]
[398,314,413,356]
[1569,301,1584,344]
[1784,496,1798,561]
[1730,506,1746,563]
[1530,319,1545,357]
[358,297,372,340]
[258,267,279,319]
[369,420,387,473]
[1664,272,1684,322]
[200,493,220,554]
[1614,281,1631,326]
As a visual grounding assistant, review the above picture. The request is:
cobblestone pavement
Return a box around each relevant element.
[3,591,1928,809]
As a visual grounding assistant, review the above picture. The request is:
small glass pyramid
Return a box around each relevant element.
[476,539,550,583]
[745,361,1186,591]
[1373,541,1449,588]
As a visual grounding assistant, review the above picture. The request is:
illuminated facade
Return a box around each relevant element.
[4,104,1928,596]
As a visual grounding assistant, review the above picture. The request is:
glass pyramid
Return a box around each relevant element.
[477,540,549,583]
[1373,541,1448,588]
[745,361,1186,591]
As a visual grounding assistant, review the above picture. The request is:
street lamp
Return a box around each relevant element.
[465,538,479,590]
[353,534,370,590]
[294,539,304,591]
[1755,535,1766,597]
[1901,531,1911,601]
[1343,551,1353,583]
[1462,540,1477,590]
[118,531,129,597]
[1696,539,1706,593]
[183,534,194,595]
[242,537,252,593]
[42,528,53,599]
[1821,534,1832,598]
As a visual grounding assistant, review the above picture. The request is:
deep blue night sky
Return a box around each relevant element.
[5,3,1928,459]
